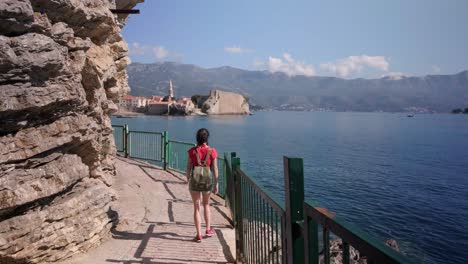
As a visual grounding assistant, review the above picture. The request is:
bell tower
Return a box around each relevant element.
[168,80,174,101]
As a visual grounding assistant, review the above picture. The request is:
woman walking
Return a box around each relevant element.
[186,128,218,242]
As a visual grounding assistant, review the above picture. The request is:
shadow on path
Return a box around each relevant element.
[110,222,235,263]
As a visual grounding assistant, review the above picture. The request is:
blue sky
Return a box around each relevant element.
[122,0,468,78]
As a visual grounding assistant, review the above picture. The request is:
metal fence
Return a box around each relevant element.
[128,130,163,162]
[223,153,234,213]
[236,167,286,263]
[228,156,414,264]
[303,202,410,264]
[168,140,195,173]
[217,157,227,198]
[112,125,125,153]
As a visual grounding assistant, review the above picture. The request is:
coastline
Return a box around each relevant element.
[112,111,145,118]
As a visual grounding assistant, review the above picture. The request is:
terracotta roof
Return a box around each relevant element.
[121,95,134,100]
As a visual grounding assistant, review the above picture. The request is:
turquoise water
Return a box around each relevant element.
[112,112,468,264]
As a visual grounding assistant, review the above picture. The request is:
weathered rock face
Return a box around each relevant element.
[0,0,142,262]
[202,90,250,115]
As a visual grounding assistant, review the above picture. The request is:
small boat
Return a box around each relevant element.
[407,114,414,117]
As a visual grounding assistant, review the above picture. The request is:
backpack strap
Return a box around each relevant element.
[202,148,212,167]
[194,147,202,165]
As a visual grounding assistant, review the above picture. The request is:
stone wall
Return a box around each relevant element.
[0,0,142,263]
[202,90,250,115]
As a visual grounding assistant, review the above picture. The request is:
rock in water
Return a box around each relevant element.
[385,239,400,252]
[0,0,142,262]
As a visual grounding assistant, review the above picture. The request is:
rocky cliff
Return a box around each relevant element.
[202,90,250,115]
[0,0,142,263]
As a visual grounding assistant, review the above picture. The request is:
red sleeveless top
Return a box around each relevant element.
[188,144,218,166]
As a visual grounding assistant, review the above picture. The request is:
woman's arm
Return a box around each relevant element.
[211,159,219,194]
[186,157,192,183]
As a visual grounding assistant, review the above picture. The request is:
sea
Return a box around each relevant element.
[111,111,468,264]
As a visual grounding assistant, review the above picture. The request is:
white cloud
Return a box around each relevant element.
[153,46,169,60]
[320,55,390,78]
[260,53,315,76]
[224,46,253,54]
[128,42,180,61]
[128,42,147,56]
[432,65,441,74]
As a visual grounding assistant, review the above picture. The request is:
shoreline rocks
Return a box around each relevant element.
[319,239,401,264]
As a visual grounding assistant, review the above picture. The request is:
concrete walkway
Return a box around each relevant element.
[61,157,236,264]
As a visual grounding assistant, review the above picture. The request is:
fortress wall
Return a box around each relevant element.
[202,90,250,115]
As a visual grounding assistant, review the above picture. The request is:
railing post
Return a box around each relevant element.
[304,213,319,264]
[223,152,228,207]
[232,156,244,262]
[124,124,129,158]
[225,152,236,223]
[230,152,237,173]
[163,131,169,170]
[230,152,237,217]
[232,156,240,223]
[284,157,305,264]
[167,133,171,170]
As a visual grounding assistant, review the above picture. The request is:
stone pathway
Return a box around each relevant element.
[61,157,236,264]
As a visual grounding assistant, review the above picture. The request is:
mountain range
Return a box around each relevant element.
[127,62,468,112]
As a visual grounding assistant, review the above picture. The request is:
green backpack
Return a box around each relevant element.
[189,148,213,192]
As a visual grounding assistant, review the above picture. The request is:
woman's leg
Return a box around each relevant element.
[190,191,202,236]
[202,191,212,231]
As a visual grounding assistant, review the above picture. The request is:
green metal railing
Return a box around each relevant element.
[223,153,234,212]
[217,157,227,198]
[168,140,195,173]
[229,156,414,264]
[111,125,125,153]
[236,167,287,263]
[128,130,164,162]
[111,124,415,264]
[303,203,410,264]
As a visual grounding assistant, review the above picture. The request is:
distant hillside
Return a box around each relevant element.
[127,62,468,112]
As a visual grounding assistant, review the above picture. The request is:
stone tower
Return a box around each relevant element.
[169,79,174,101]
